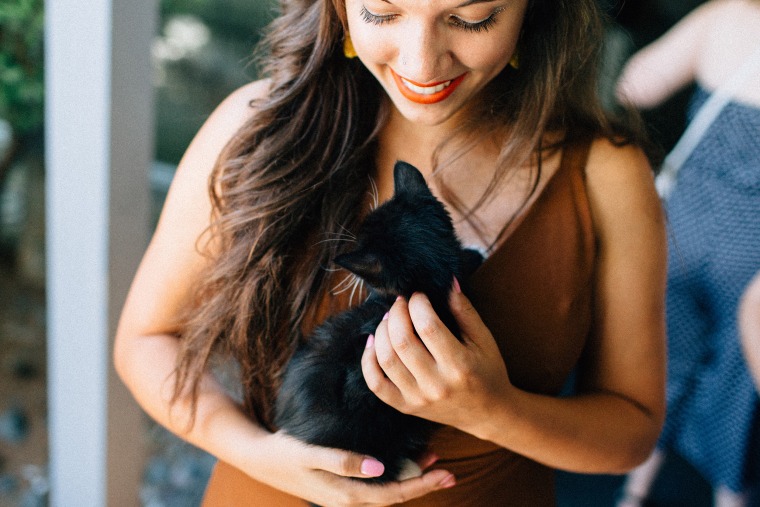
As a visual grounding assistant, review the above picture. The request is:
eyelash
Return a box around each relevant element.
[359,5,503,33]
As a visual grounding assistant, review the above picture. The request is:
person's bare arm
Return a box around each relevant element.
[615,1,718,109]
[364,139,667,473]
[114,81,453,506]
[739,271,760,391]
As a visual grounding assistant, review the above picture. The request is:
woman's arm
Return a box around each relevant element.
[114,81,453,506]
[739,271,760,391]
[363,139,667,474]
[615,1,718,109]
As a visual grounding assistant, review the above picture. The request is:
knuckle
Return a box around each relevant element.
[429,384,450,402]
[335,453,356,476]
[338,490,359,506]
[448,366,469,387]
[364,373,382,393]
[390,332,411,352]
[376,348,395,369]
[415,317,438,337]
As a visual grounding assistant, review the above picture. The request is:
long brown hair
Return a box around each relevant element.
[174,0,643,429]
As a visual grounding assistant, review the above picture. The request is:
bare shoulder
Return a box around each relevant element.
[177,79,271,176]
[157,78,272,246]
[584,138,665,242]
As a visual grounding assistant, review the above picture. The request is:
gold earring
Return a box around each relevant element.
[343,34,358,59]
[509,51,520,70]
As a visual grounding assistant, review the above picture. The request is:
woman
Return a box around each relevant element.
[616,1,760,505]
[115,0,667,505]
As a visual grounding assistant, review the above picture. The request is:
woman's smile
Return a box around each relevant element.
[390,68,467,104]
[345,0,527,126]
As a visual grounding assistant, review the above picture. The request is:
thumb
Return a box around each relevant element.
[311,446,386,479]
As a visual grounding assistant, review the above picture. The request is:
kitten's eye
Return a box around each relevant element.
[360,5,397,25]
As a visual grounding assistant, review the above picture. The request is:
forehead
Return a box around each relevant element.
[353,0,524,10]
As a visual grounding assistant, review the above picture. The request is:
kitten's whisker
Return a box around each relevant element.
[349,275,362,306]
[368,177,380,210]
[336,224,357,241]
[332,273,357,296]
[315,237,355,246]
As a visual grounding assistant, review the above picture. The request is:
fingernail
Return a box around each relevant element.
[452,277,462,294]
[361,458,385,477]
[439,474,456,488]
[366,334,374,349]
[382,312,389,321]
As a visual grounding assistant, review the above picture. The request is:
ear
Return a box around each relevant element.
[334,250,383,281]
[393,161,433,198]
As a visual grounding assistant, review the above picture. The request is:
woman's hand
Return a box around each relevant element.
[361,283,513,439]
[249,431,455,507]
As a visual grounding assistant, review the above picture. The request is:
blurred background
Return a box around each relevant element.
[0,0,724,505]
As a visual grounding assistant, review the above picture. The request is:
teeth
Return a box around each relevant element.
[401,78,452,95]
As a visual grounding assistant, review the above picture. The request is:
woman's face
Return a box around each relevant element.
[345,0,528,127]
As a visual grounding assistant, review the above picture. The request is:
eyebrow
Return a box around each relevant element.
[455,0,499,6]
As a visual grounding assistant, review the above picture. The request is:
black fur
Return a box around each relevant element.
[274,161,482,484]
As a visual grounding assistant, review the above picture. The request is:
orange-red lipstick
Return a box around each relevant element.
[390,68,466,105]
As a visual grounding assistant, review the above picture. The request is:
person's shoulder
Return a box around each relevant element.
[583,138,663,235]
[585,137,652,189]
[174,79,271,178]
[200,79,272,144]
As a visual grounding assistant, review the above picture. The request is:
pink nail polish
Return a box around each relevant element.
[382,312,389,321]
[366,334,374,349]
[452,277,462,294]
[361,458,385,477]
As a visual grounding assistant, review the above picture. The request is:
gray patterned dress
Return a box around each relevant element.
[659,83,760,493]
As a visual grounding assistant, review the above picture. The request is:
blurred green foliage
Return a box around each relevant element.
[154,0,276,163]
[160,0,276,42]
[0,0,44,136]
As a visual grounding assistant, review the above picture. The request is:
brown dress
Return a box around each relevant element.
[202,141,595,506]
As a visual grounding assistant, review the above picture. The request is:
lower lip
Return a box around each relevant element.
[390,69,466,105]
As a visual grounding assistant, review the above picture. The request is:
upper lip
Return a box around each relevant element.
[393,72,453,88]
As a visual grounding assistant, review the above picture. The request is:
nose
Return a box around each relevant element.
[396,21,452,83]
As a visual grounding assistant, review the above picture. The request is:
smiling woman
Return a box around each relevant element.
[346,0,525,125]
[113,0,667,504]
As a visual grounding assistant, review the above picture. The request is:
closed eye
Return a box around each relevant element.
[448,7,503,32]
[360,5,396,25]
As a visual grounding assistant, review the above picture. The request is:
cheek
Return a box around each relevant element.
[347,22,396,64]
[454,41,514,75]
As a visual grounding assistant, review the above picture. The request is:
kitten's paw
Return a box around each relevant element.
[396,459,423,481]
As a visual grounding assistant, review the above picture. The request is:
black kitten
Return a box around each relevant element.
[274,161,482,484]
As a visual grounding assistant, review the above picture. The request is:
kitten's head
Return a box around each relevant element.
[334,161,464,299]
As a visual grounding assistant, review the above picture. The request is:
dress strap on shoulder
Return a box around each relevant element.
[557,138,592,179]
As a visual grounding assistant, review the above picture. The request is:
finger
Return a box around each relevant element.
[416,451,440,470]
[308,445,387,479]
[387,297,435,376]
[373,313,419,392]
[361,469,457,504]
[448,284,493,349]
[361,334,405,407]
[407,292,463,362]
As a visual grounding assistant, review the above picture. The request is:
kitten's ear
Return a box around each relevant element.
[334,251,383,280]
[393,161,433,198]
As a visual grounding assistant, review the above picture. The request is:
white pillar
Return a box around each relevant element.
[45,0,157,505]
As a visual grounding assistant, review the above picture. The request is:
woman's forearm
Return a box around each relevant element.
[113,333,270,475]
[469,387,661,474]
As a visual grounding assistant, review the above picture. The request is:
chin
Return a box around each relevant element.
[391,101,462,126]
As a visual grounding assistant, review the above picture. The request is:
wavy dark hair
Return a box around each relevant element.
[173,0,644,429]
